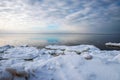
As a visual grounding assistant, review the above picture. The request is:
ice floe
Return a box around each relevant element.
[105,42,120,47]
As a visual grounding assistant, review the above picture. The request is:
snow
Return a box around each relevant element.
[0,44,120,80]
[105,42,120,47]
[3,47,39,59]
[112,54,120,63]
[0,45,14,53]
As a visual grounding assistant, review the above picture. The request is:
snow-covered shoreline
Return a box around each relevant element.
[0,45,120,80]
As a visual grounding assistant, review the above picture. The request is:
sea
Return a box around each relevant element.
[0,33,120,50]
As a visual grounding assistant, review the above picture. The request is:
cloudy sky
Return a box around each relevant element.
[0,0,120,33]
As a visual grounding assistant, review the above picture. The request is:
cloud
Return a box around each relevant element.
[0,0,120,33]
[65,7,91,21]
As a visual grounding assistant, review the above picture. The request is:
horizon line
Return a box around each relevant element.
[0,32,120,35]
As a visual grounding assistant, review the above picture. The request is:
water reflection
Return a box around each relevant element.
[0,34,119,50]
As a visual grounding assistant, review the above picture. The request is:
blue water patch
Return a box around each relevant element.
[30,37,59,43]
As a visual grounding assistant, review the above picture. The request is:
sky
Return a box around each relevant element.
[0,0,120,33]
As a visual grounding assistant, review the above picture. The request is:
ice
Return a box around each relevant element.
[0,68,13,80]
[105,42,120,47]
[45,45,67,50]
[0,44,120,80]
[112,54,120,63]
[2,47,39,60]
[0,45,14,53]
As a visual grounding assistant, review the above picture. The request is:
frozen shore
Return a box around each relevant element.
[0,44,120,80]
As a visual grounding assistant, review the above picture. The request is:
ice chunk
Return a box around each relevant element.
[3,47,39,60]
[105,42,120,47]
[45,45,67,51]
[82,53,93,60]
[0,45,14,53]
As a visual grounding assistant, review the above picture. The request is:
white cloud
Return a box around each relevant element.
[0,0,120,33]
[65,7,91,21]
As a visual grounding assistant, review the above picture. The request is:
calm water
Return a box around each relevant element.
[0,33,120,50]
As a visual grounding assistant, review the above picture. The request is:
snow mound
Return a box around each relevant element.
[46,45,99,55]
[23,55,120,80]
[0,45,14,53]
[0,44,120,80]
[2,47,39,60]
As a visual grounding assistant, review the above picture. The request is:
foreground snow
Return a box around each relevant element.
[0,45,120,80]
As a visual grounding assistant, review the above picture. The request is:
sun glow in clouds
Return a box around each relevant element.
[0,0,120,33]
